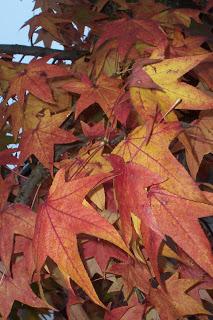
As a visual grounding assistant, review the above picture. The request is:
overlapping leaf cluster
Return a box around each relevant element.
[0,0,212,319]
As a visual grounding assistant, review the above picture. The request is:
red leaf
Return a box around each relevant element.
[0,258,48,319]
[6,55,71,105]
[0,204,35,272]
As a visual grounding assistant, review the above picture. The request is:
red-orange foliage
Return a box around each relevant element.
[0,0,212,319]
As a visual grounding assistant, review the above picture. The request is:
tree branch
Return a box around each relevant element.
[15,163,49,205]
[0,44,89,60]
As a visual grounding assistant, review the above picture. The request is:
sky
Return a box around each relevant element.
[0,0,34,46]
[0,0,63,62]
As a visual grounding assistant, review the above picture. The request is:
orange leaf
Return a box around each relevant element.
[19,110,78,173]
[148,273,210,319]
[33,169,130,307]
[113,122,206,202]
[6,55,71,105]
[62,74,124,119]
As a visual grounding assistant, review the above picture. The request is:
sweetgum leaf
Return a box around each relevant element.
[19,110,78,173]
[33,169,130,307]
[95,17,167,59]
[6,55,71,105]
[113,122,207,202]
[62,74,124,120]
[130,54,213,122]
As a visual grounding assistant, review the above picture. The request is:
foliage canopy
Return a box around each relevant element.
[0,0,212,319]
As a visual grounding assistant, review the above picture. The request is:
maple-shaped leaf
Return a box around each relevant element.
[95,17,167,59]
[104,294,145,320]
[147,185,213,277]
[33,169,130,307]
[148,273,210,319]
[0,204,35,272]
[22,12,77,45]
[112,122,206,203]
[6,56,71,105]
[130,54,213,121]
[83,238,127,272]
[0,258,48,320]
[181,110,213,179]
[109,154,162,245]
[108,259,150,297]
[19,110,78,173]
[62,74,124,119]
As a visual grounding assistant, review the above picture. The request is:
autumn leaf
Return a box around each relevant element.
[0,204,35,272]
[108,259,150,297]
[170,30,207,57]
[95,17,167,59]
[22,12,77,45]
[113,121,207,202]
[81,120,105,139]
[6,55,71,105]
[83,238,127,272]
[104,294,145,320]
[148,273,210,319]
[62,74,124,119]
[33,169,130,307]
[147,185,213,277]
[181,110,213,179]
[109,154,162,245]
[0,258,48,320]
[55,144,112,179]
[130,53,213,121]
[19,110,78,173]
